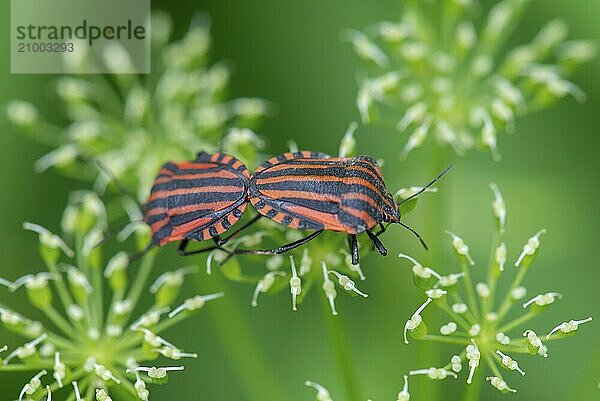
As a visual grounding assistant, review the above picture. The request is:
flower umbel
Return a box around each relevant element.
[349,0,595,159]
[0,195,223,401]
[397,184,592,396]
[5,11,270,201]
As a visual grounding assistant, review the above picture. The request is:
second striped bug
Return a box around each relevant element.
[225,151,451,265]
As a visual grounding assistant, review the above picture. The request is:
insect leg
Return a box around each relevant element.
[177,239,226,257]
[348,234,359,265]
[365,230,388,256]
[373,222,389,237]
[223,230,324,263]
[214,214,263,246]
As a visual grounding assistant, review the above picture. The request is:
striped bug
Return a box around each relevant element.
[226,151,450,265]
[142,151,259,256]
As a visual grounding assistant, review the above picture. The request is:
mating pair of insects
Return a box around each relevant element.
[143,150,450,265]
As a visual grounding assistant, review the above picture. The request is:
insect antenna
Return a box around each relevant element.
[127,242,155,264]
[398,221,428,250]
[397,165,453,205]
[94,160,143,209]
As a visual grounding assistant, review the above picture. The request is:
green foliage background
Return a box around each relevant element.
[0,0,598,400]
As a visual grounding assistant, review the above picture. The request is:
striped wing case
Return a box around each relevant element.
[144,152,250,246]
[249,151,395,234]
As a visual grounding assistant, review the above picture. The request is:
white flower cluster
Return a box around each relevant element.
[350,0,595,159]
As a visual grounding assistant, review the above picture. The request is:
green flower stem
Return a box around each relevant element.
[496,265,530,322]
[485,354,504,379]
[419,146,451,401]
[498,311,537,333]
[459,260,481,321]
[105,288,125,326]
[125,250,157,319]
[462,370,483,401]
[112,370,142,400]
[448,292,477,326]
[43,305,76,339]
[484,231,502,315]
[92,265,104,330]
[153,310,189,334]
[46,332,80,351]
[321,298,361,401]
[437,302,471,332]
[84,381,95,400]
[46,260,76,319]
[421,334,470,346]
[0,362,53,371]
[75,234,96,330]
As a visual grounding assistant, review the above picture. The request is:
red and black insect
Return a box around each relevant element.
[227,151,450,265]
[143,151,258,256]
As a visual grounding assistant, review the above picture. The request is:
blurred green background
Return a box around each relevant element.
[0,0,598,400]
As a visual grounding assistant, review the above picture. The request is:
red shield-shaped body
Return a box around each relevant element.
[248,151,399,234]
[144,152,250,246]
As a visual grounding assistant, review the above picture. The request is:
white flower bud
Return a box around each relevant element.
[133,372,150,401]
[485,312,498,322]
[289,256,302,311]
[65,304,83,322]
[511,286,527,300]
[523,292,562,308]
[321,262,338,316]
[400,120,431,159]
[397,375,410,401]
[439,273,465,287]
[94,363,121,383]
[425,288,447,299]
[409,367,457,380]
[496,332,510,345]
[375,21,410,43]
[457,22,476,49]
[546,317,592,340]
[440,322,457,335]
[394,186,437,201]
[305,380,333,401]
[53,352,66,387]
[19,370,47,401]
[489,183,506,233]
[496,350,526,376]
[465,340,480,384]
[404,298,432,344]
[486,376,517,393]
[328,270,368,298]
[6,100,38,127]
[397,102,428,132]
[476,282,490,298]
[446,231,475,265]
[156,346,198,360]
[347,30,389,67]
[469,324,481,337]
[4,334,47,365]
[23,222,74,258]
[401,41,428,61]
[452,303,468,314]
[168,292,224,318]
[338,122,358,157]
[34,145,79,173]
[127,365,185,380]
[523,330,548,358]
[252,271,285,307]
[451,355,462,373]
[95,388,113,401]
[515,229,546,267]
[398,254,442,281]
